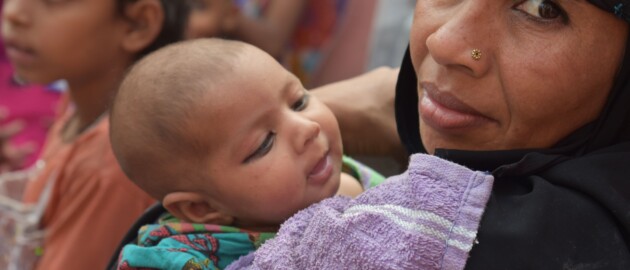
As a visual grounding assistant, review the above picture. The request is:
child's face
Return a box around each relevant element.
[2,0,129,84]
[195,48,343,228]
[185,0,235,39]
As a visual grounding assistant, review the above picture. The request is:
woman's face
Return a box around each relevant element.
[410,0,629,153]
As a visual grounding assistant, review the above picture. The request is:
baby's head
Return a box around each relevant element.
[111,39,343,231]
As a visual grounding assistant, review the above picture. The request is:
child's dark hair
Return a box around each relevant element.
[117,0,190,58]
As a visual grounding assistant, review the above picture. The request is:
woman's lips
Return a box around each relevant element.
[419,83,495,130]
[307,153,333,185]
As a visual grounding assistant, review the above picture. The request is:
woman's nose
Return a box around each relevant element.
[423,1,494,77]
[2,0,32,27]
[292,116,321,155]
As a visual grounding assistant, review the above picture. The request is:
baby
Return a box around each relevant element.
[109,38,384,269]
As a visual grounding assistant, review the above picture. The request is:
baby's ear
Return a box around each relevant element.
[162,192,234,225]
[120,0,164,54]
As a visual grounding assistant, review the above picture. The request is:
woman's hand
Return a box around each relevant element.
[0,108,34,172]
[312,67,407,162]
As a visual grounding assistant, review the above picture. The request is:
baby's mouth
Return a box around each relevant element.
[307,151,333,185]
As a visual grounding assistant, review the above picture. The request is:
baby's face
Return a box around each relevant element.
[193,47,343,229]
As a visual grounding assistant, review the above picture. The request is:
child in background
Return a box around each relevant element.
[185,0,239,39]
[0,0,189,269]
[230,0,348,87]
[0,0,62,172]
[185,0,350,87]
[109,38,384,269]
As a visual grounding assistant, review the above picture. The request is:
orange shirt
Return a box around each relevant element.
[23,106,155,270]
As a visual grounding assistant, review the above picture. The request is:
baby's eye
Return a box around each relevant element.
[291,93,310,111]
[244,132,275,163]
[514,0,566,21]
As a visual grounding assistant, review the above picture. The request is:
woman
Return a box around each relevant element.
[319,0,630,268]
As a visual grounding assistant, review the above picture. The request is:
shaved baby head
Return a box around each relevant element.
[110,38,247,199]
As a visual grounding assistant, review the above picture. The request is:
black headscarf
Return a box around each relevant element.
[395,2,630,268]
[589,0,630,23]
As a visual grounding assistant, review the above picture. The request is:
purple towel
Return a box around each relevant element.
[227,154,494,270]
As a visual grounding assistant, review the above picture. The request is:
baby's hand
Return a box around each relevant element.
[336,172,363,198]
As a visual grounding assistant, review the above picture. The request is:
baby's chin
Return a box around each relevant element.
[322,171,341,200]
[309,171,341,204]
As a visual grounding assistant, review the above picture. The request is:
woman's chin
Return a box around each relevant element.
[420,122,494,153]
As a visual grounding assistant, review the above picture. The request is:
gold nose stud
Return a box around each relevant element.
[471,49,482,61]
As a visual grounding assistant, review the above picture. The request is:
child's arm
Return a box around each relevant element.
[336,172,363,198]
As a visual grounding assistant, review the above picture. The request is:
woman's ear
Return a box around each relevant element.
[121,0,164,54]
[163,192,234,225]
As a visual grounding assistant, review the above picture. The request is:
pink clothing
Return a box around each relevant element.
[0,35,6,62]
[23,101,155,270]
[1,18,62,168]
[0,63,61,169]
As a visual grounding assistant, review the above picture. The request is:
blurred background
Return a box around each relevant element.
[0,0,415,175]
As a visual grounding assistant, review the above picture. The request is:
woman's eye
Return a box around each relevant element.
[515,0,565,21]
[244,132,275,163]
[291,93,310,111]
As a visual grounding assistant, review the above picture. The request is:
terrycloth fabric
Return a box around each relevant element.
[227,153,494,270]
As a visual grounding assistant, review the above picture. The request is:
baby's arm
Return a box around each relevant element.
[336,172,364,198]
